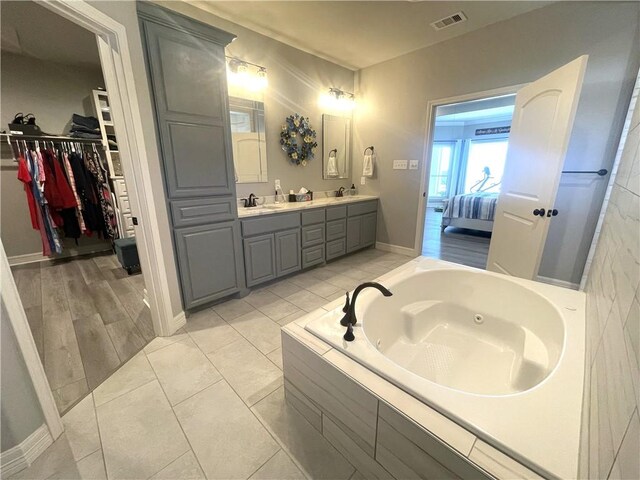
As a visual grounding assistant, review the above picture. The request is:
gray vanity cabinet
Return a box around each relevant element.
[276,229,302,277]
[346,202,378,253]
[241,213,302,287]
[243,234,277,287]
[139,3,245,309]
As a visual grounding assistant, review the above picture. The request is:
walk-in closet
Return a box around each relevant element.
[0,0,151,414]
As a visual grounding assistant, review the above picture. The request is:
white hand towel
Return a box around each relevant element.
[362,153,374,177]
[327,152,339,177]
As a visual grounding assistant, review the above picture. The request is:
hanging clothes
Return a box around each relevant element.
[17,154,39,230]
[60,150,87,234]
[84,150,116,239]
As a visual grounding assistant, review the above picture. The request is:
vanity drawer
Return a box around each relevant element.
[326,219,347,241]
[326,238,346,260]
[302,245,324,269]
[242,212,300,237]
[301,209,325,226]
[171,198,235,228]
[326,205,347,221]
[301,224,325,248]
[347,200,378,217]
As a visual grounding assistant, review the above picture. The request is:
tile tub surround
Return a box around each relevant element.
[284,257,587,479]
[237,194,379,218]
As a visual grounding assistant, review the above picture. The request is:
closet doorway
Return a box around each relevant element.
[1,1,152,415]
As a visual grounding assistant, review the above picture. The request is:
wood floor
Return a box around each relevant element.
[11,253,151,414]
[422,208,491,269]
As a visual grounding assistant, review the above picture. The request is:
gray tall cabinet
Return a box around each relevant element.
[138,3,245,309]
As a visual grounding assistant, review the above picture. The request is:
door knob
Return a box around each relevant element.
[551,209,558,217]
[533,208,546,217]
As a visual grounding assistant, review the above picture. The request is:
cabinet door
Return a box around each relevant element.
[243,234,276,287]
[141,17,235,198]
[175,221,243,308]
[361,212,377,248]
[275,229,301,277]
[346,216,362,253]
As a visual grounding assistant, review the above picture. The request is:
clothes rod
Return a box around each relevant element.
[1,133,103,144]
[561,169,608,176]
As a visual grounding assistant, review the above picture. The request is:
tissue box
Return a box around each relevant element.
[288,192,313,202]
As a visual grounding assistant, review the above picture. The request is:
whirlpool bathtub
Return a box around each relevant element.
[305,257,585,478]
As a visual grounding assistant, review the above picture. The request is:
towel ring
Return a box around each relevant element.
[363,146,374,155]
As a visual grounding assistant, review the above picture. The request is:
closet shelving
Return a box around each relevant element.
[92,89,135,238]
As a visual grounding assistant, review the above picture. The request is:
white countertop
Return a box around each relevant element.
[237,195,379,218]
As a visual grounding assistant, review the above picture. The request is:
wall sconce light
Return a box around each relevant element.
[322,87,356,111]
[226,56,268,91]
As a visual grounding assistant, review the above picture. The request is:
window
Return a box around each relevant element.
[428,142,455,200]
[463,138,509,193]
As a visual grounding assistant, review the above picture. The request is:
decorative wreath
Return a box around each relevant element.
[280,113,317,166]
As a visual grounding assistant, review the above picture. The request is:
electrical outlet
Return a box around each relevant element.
[393,160,408,170]
[360,176,366,185]
[409,160,419,170]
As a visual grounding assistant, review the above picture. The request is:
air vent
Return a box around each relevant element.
[431,11,467,31]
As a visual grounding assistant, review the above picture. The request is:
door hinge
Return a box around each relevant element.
[132,217,139,226]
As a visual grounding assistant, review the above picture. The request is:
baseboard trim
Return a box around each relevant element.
[375,242,417,257]
[0,424,52,478]
[537,275,579,290]
[170,310,187,334]
[8,245,112,266]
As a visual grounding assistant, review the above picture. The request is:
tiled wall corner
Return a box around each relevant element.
[581,78,640,480]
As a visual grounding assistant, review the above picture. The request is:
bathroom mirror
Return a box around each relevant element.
[230,96,268,183]
[322,114,351,179]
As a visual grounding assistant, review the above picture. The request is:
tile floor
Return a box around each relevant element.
[422,208,491,269]
[11,253,151,414]
[13,248,412,480]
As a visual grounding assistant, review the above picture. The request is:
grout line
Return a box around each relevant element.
[91,393,109,479]
[142,361,208,480]
[245,447,282,479]
[605,407,637,479]
[94,377,157,409]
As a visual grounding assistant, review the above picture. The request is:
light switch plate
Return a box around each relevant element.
[393,160,408,170]
[409,160,419,170]
[360,176,366,185]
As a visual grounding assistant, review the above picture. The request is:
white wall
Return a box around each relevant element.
[0,52,112,260]
[353,1,640,285]
[154,1,356,200]
[579,80,639,480]
[0,298,45,452]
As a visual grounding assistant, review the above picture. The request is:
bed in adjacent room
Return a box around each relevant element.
[441,192,498,233]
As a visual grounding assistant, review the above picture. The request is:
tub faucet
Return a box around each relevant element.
[340,282,393,342]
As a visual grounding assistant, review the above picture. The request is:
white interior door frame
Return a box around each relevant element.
[413,84,527,256]
[0,0,183,444]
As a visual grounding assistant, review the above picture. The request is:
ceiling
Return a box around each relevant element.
[1,0,101,69]
[189,1,550,70]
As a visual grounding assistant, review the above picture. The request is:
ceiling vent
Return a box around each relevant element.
[431,11,467,31]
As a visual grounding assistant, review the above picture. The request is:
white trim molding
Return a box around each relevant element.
[375,242,418,257]
[0,425,53,478]
[1,241,63,441]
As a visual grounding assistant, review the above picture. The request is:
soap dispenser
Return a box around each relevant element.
[350,183,357,196]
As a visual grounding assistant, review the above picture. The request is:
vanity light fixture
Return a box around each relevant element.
[226,56,268,91]
[325,87,356,111]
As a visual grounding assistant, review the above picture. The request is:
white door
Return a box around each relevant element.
[486,55,588,279]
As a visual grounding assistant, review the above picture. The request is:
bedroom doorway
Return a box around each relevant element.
[421,93,516,269]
